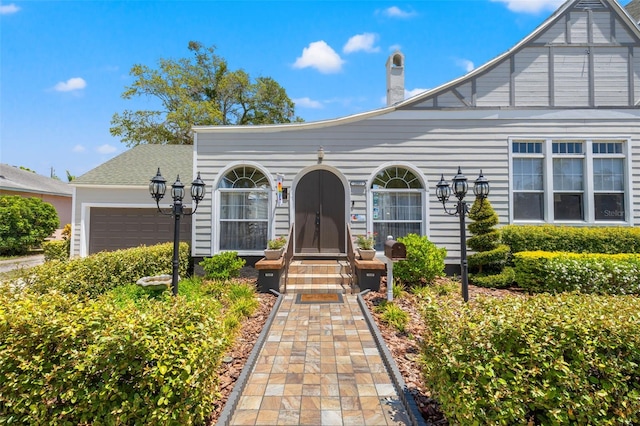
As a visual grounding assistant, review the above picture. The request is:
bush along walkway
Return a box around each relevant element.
[219,292,421,426]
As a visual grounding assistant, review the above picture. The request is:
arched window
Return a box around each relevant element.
[371,166,424,250]
[218,166,270,251]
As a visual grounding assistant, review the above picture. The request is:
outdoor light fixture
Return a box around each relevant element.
[436,167,489,302]
[149,168,206,296]
[317,146,325,163]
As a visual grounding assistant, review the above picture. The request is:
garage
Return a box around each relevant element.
[88,207,192,254]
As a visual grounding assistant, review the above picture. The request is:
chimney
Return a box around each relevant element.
[386,51,405,106]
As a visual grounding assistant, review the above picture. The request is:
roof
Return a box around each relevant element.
[0,164,72,197]
[626,0,640,22]
[73,144,194,186]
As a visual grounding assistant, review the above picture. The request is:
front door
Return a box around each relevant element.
[295,170,345,254]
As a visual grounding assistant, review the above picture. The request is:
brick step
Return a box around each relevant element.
[286,272,351,286]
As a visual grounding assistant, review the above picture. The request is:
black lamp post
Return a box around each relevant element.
[436,167,489,302]
[149,168,206,296]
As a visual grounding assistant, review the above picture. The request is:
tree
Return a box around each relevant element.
[467,197,513,288]
[0,196,59,255]
[110,41,301,146]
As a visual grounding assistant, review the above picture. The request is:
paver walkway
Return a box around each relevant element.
[228,294,412,426]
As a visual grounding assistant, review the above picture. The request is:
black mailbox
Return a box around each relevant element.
[384,239,406,260]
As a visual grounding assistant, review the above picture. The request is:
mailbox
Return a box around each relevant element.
[384,239,406,260]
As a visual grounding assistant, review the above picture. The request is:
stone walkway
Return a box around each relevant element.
[227,294,412,426]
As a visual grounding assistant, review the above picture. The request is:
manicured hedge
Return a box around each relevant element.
[0,280,258,425]
[501,225,640,254]
[15,242,190,298]
[420,290,640,425]
[514,251,640,294]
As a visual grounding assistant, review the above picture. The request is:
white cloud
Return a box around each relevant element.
[405,88,428,98]
[53,77,87,92]
[96,144,117,154]
[0,3,20,14]
[490,0,564,14]
[381,6,417,19]
[293,41,344,74]
[293,97,324,109]
[72,144,86,153]
[389,44,402,52]
[455,58,475,73]
[343,33,380,54]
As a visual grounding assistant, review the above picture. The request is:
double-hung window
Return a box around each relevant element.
[511,138,628,223]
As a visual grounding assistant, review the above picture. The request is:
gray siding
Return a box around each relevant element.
[194,111,640,264]
[514,48,549,106]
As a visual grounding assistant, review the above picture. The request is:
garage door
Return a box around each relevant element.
[89,208,192,254]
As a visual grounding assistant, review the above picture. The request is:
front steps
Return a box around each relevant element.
[284,259,359,294]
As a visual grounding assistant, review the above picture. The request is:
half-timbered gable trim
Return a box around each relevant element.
[402,0,640,110]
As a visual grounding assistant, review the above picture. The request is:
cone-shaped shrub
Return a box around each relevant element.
[467,197,509,279]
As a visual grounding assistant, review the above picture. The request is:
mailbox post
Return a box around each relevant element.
[384,236,407,302]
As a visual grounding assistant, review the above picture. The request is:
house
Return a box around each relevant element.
[71,0,640,274]
[1,164,72,237]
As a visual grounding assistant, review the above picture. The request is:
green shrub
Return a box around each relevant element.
[42,223,71,262]
[421,290,640,425]
[15,242,190,298]
[514,251,640,294]
[0,195,59,255]
[42,239,70,262]
[471,266,516,289]
[375,300,408,333]
[393,234,446,286]
[502,225,640,254]
[199,251,245,280]
[0,278,259,424]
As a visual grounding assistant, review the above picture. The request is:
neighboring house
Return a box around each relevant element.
[0,164,72,236]
[72,0,640,272]
[71,145,193,255]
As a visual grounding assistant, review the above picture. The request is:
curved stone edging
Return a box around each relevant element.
[215,289,284,426]
[357,290,427,426]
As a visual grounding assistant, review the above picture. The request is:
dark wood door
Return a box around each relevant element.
[295,170,345,254]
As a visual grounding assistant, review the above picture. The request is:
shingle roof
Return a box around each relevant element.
[73,144,194,186]
[626,0,640,22]
[0,164,72,196]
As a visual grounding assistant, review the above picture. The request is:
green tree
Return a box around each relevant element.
[0,196,59,255]
[110,41,301,146]
[467,197,512,287]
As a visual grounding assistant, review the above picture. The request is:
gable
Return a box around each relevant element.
[402,0,640,110]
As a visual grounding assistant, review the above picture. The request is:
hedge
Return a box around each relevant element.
[13,242,190,298]
[0,281,258,425]
[501,225,640,254]
[420,290,640,425]
[513,251,640,294]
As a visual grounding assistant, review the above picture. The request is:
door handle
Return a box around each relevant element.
[315,212,320,226]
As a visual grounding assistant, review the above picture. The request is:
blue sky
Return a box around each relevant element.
[0,0,574,179]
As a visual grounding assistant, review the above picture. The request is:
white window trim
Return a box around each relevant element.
[509,137,632,226]
[211,162,274,256]
[367,163,430,250]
